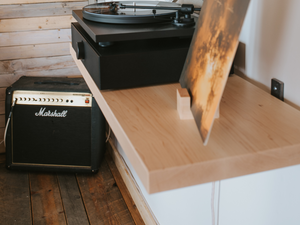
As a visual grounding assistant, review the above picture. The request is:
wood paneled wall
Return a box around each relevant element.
[0,0,95,152]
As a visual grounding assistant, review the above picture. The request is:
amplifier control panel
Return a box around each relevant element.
[12,90,92,107]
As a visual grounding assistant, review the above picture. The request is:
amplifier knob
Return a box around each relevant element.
[56,99,59,102]
[60,99,63,102]
[76,41,85,60]
[51,98,54,102]
[28,98,31,101]
[24,97,27,101]
[42,98,46,102]
[19,97,22,101]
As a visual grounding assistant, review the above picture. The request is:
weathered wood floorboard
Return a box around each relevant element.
[0,156,32,225]
[29,173,66,225]
[57,174,89,225]
[105,150,145,225]
[77,159,135,225]
[0,151,143,225]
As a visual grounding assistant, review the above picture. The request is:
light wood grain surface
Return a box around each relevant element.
[0,16,76,33]
[71,46,300,194]
[0,29,71,47]
[0,42,71,61]
[0,2,87,19]
[176,88,193,120]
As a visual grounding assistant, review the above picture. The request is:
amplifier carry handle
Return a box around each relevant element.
[34,81,79,86]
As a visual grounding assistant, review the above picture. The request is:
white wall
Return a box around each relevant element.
[236,0,300,108]
[220,1,300,224]
[219,165,300,225]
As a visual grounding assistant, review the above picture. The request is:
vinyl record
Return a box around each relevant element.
[82,1,179,24]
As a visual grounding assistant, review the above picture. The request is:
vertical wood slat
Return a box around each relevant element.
[0,160,32,225]
[77,159,135,225]
[57,174,89,225]
[29,173,66,225]
[105,149,145,225]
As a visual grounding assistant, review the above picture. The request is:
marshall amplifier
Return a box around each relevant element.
[5,76,105,173]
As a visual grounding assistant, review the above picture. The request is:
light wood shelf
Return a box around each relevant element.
[71,45,300,194]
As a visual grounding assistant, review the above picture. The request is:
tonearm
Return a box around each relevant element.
[109,2,201,27]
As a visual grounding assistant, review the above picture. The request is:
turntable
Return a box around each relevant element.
[71,1,199,90]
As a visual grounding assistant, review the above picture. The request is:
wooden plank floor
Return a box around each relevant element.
[0,149,144,225]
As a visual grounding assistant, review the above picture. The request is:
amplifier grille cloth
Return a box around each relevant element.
[12,105,91,166]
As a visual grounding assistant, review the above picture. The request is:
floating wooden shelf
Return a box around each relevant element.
[71,44,300,194]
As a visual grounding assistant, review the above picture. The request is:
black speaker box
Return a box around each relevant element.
[5,76,105,173]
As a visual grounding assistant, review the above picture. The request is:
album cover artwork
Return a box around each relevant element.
[179,0,250,145]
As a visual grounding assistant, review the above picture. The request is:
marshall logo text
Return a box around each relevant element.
[35,107,68,117]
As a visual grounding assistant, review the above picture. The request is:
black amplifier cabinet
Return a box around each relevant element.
[71,22,192,90]
[5,76,105,173]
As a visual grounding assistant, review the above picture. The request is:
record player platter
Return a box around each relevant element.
[82,1,200,26]
[83,1,178,24]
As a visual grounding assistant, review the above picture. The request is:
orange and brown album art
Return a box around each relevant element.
[179,0,250,145]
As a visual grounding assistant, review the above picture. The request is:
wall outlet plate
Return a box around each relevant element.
[271,78,284,101]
